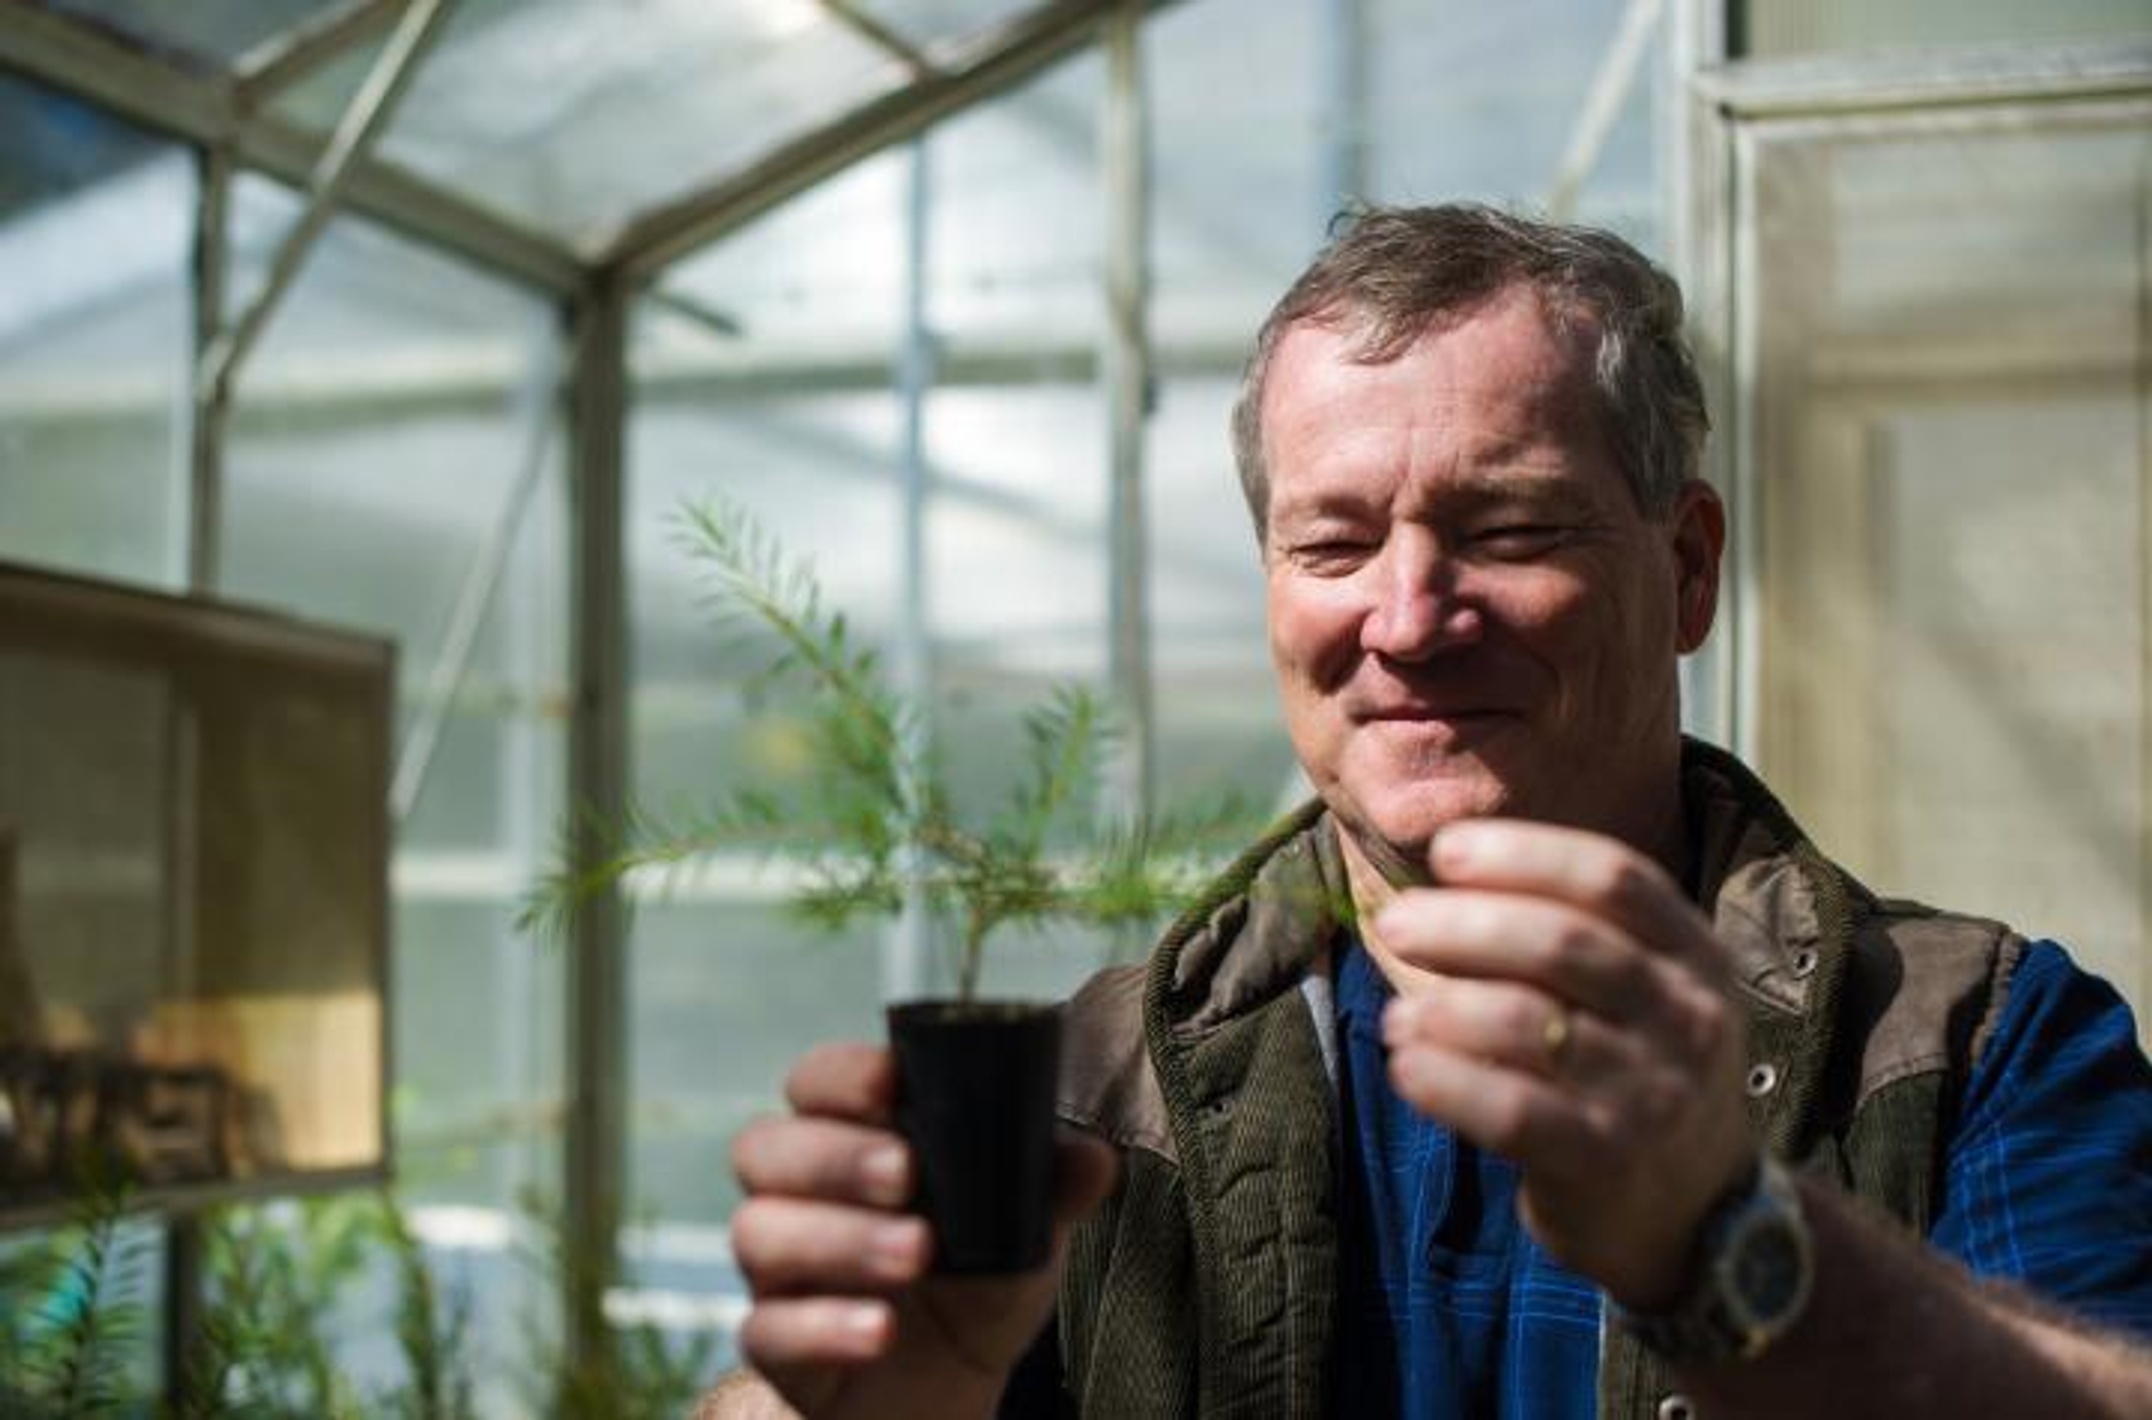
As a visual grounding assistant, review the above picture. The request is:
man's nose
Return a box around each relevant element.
[1361,541,1481,661]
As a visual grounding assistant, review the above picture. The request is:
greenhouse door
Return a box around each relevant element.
[1699,53,2152,1035]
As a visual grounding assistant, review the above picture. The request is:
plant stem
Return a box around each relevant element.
[958,912,989,1002]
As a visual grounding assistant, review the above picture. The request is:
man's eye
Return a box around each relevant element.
[1291,540,1373,570]
[1471,525,1565,558]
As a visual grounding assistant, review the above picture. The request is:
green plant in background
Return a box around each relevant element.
[169,1212,270,1420]
[178,1194,384,1417]
[2,1185,725,1418]
[0,1177,146,1419]
[517,1191,718,1420]
[378,1204,476,1420]
[528,498,1261,998]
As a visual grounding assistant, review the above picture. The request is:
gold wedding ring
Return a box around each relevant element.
[1541,1005,1573,1066]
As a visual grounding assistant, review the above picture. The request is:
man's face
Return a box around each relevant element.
[1259,286,1721,874]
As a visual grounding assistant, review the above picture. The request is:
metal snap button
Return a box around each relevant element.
[1791,948,1820,979]
[1746,1062,1780,1097]
[1657,1393,1697,1420]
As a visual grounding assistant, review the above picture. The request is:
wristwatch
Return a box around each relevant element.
[1616,1155,1814,1365]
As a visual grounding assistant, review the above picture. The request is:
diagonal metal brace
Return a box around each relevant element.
[234,0,409,106]
[197,0,457,408]
[1545,0,1663,220]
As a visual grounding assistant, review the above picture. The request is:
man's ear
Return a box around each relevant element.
[1669,480,1725,654]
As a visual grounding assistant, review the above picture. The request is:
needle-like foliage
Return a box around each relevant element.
[377,1201,476,1420]
[525,497,1263,999]
[516,1189,720,1420]
[0,1171,146,1419]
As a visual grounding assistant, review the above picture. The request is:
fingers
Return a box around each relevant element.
[732,1131,1116,1292]
[784,1040,899,1122]
[1373,889,1671,1021]
[1384,1039,1574,1158]
[734,1197,931,1294]
[1382,1015,1719,1184]
[1382,975,1626,1080]
[733,1114,913,1209]
[740,1295,894,1371]
[1426,819,1729,985]
[737,1042,911,1219]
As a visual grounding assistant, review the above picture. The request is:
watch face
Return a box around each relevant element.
[1625,1161,1814,1365]
[1727,1216,1806,1327]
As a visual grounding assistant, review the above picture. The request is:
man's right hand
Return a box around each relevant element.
[728,1040,1118,1420]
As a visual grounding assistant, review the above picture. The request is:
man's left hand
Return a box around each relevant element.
[1373,818,1755,1309]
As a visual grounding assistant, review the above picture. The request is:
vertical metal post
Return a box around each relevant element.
[1316,0,1370,233]
[185,147,231,595]
[1670,0,1732,744]
[494,309,560,1209]
[2135,149,2151,1033]
[1726,122,1763,764]
[564,269,629,1379]
[163,141,230,1411]
[1663,0,1727,289]
[1103,0,1155,824]
[888,140,937,1003]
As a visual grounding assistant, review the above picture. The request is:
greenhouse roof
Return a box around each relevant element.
[1,0,1172,290]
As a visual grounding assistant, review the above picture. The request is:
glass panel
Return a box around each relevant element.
[1147,0,1325,341]
[1744,106,2152,1035]
[860,0,1039,54]
[394,900,563,1190]
[1146,374,1298,813]
[1143,0,1328,836]
[1739,0,2152,58]
[212,171,570,1357]
[1368,0,1663,247]
[925,383,1107,822]
[221,173,567,745]
[630,901,883,1226]
[278,0,905,241]
[625,896,877,1377]
[649,151,910,378]
[928,54,1105,350]
[0,73,191,588]
[40,0,345,66]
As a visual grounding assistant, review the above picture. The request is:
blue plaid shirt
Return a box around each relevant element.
[1333,937,2152,1418]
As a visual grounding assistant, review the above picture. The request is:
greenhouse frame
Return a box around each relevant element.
[2,0,2148,1406]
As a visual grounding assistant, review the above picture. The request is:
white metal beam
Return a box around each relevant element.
[1316,0,1369,227]
[1692,37,2152,117]
[1102,0,1154,821]
[889,139,935,1002]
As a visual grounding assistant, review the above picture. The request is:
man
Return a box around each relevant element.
[718,205,2152,1417]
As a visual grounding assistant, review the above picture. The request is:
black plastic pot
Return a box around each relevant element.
[886,998,1062,1275]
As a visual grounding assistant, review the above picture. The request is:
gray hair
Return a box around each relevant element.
[1229,203,1709,534]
